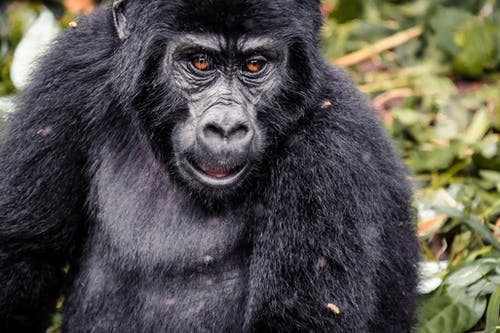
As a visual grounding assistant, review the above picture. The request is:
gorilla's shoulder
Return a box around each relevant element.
[31,8,116,82]
[306,64,386,142]
[287,64,406,181]
[57,7,115,47]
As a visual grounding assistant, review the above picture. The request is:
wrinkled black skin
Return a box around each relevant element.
[164,33,283,193]
[0,1,419,332]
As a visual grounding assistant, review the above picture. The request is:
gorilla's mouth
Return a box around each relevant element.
[183,157,248,187]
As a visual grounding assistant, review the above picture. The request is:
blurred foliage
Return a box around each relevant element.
[0,1,499,333]
[0,2,72,95]
[322,0,500,77]
[323,1,500,332]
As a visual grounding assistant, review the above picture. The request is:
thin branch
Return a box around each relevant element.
[334,26,423,67]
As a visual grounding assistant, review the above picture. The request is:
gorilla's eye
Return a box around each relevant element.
[245,58,266,73]
[192,54,211,71]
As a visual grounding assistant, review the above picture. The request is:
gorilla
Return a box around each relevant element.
[0,0,419,332]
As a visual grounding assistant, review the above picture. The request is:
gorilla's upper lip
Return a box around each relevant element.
[183,157,248,187]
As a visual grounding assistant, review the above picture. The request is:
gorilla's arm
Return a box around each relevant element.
[0,15,114,330]
[0,76,87,332]
[247,68,419,333]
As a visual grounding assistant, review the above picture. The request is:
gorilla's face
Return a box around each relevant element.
[163,34,288,191]
[117,0,319,197]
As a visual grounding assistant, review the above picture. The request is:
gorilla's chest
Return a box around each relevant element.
[93,150,250,273]
[65,143,250,332]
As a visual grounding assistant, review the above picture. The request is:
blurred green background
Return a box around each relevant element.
[1,1,499,332]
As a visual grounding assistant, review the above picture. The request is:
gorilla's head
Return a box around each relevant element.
[112,0,322,197]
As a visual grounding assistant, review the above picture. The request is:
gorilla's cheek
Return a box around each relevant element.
[171,118,197,156]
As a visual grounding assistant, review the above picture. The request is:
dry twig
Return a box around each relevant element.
[334,26,423,67]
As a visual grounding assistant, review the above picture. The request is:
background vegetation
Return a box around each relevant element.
[1,0,499,332]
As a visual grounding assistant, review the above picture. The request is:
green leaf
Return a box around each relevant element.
[489,274,500,285]
[428,7,473,55]
[472,134,500,170]
[393,108,425,126]
[485,286,500,333]
[417,293,487,333]
[415,74,457,98]
[464,109,491,144]
[435,206,500,251]
[46,312,62,333]
[332,0,364,23]
[452,18,497,77]
[467,278,499,297]
[446,259,499,288]
[408,143,458,173]
[479,170,500,183]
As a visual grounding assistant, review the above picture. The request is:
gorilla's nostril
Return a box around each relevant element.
[230,125,249,140]
[202,122,251,143]
[203,124,225,139]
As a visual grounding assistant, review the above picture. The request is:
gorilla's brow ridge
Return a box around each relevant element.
[237,36,282,53]
[174,34,224,52]
[172,33,282,54]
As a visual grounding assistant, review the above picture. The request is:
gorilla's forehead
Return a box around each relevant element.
[154,0,310,37]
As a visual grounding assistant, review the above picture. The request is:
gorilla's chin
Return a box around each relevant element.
[180,156,249,188]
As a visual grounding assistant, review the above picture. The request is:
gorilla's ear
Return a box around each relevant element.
[113,0,129,40]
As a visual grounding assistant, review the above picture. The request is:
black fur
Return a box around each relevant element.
[0,1,419,332]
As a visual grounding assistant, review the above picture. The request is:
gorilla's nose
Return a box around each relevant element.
[197,108,254,153]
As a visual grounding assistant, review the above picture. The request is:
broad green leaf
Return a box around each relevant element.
[446,259,499,288]
[408,144,458,173]
[428,7,473,55]
[452,19,497,77]
[485,286,500,333]
[417,293,487,333]
[489,274,500,285]
[467,278,499,297]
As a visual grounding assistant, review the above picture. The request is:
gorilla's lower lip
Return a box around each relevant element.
[183,158,248,187]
